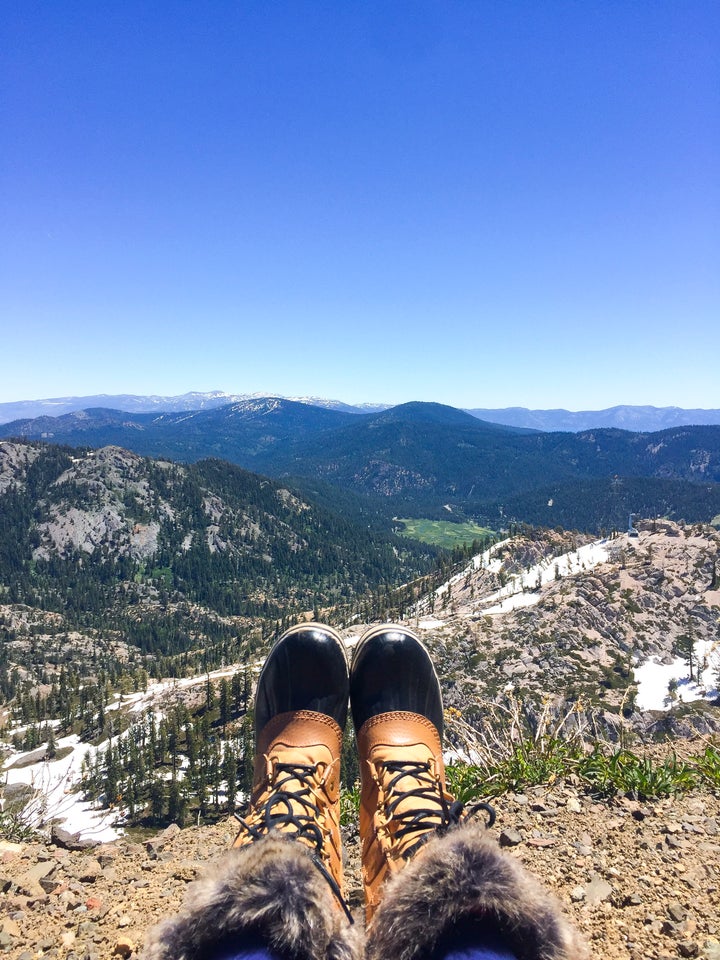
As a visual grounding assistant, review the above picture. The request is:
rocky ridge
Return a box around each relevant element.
[412,522,720,732]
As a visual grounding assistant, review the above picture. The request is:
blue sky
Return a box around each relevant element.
[2,1,718,409]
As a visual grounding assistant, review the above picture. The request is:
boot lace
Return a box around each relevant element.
[380,758,496,860]
[234,759,353,923]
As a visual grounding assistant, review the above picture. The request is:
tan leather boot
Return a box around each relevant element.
[350,624,458,922]
[233,623,350,915]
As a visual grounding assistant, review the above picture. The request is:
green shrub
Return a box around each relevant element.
[340,781,361,827]
[692,744,720,788]
[578,748,697,799]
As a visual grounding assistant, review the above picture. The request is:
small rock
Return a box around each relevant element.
[585,874,613,905]
[566,797,582,813]
[570,886,585,902]
[701,937,720,960]
[39,874,61,894]
[623,893,643,906]
[703,819,718,836]
[17,861,55,898]
[85,896,103,911]
[146,823,181,854]
[0,841,24,858]
[678,941,699,958]
[499,829,523,847]
[0,918,21,938]
[96,845,120,867]
[113,935,135,958]
[61,931,76,949]
[118,915,132,928]
[666,834,688,849]
[51,825,98,851]
[669,902,688,923]
[75,859,102,883]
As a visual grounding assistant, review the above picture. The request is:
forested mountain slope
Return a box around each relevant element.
[3,401,720,531]
[0,440,437,652]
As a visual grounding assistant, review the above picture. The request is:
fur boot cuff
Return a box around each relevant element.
[143,835,360,960]
[365,822,586,960]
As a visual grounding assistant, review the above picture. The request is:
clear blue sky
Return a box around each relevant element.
[3,1,718,409]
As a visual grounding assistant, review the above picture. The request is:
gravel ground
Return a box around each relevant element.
[1,771,719,960]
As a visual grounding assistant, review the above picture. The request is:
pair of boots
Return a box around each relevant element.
[145,624,583,960]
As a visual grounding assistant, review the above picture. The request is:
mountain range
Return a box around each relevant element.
[1,391,719,432]
[2,399,720,532]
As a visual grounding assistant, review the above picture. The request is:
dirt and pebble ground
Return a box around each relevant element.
[1,769,719,960]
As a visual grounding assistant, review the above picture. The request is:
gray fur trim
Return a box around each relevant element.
[365,823,587,960]
[143,836,361,960]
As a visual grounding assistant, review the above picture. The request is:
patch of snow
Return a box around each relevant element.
[634,637,720,711]
[482,592,540,615]
[1,734,123,842]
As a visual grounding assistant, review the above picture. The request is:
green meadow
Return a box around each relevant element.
[397,518,495,549]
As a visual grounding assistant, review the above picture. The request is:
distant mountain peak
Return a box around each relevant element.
[372,400,482,425]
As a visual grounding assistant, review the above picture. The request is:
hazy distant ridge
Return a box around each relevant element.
[1,392,719,432]
[0,391,389,423]
[468,405,720,432]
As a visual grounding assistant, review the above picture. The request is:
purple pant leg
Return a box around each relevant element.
[439,948,517,960]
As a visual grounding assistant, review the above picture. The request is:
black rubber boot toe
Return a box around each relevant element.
[349,623,443,735]
[255,622,350,737]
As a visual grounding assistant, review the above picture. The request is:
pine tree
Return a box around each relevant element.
[149,778,165,822]
[219,678,230,731]
[223,747,237,812]
[205,675,215,712]
[231,670,242,717]
[674,618,696,683]
[167,779,185,826]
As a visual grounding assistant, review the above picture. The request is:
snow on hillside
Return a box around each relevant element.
[633,637,719,712]
[418,533,719,714]
[1,663,252,841]
[479,540,610,614]
[2,734,123,842]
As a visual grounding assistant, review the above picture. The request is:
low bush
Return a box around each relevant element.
[444,695,720,802]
